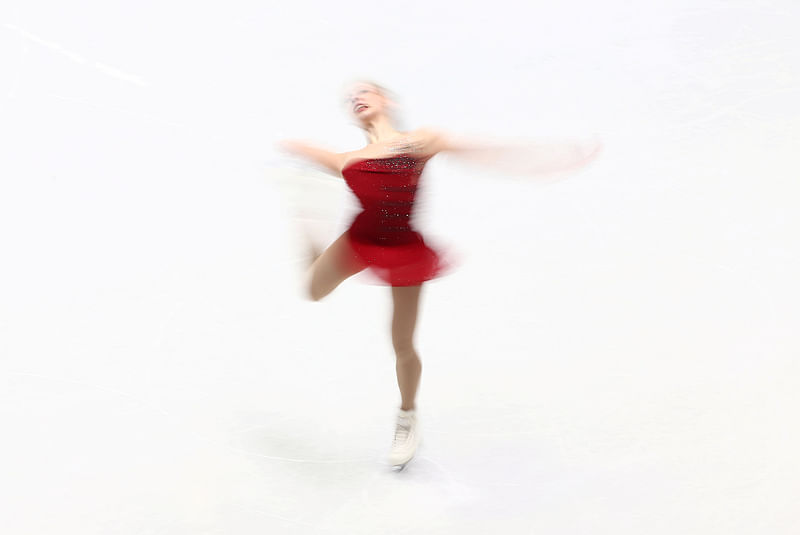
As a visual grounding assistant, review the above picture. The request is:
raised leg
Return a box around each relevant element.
[307,231,364,301]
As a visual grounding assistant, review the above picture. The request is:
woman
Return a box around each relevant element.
[280,81,600,469]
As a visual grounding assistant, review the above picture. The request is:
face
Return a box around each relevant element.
[344,83,389,122]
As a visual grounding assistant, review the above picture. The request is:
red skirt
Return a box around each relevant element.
[345,217,448,286]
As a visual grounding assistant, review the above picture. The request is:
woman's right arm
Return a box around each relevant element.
[278,140,346,176]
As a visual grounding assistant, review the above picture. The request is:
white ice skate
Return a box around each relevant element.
[389,409,420,470]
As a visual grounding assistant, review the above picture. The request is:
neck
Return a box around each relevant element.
[363,115,400,144]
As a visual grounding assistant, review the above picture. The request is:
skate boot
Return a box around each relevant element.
[389,408,420,470]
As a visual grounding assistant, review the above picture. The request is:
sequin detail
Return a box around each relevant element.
[341,156,444,286]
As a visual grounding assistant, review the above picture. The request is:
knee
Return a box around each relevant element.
[307,269,329,302]
[307,282,325,302]
[392,338,417,360]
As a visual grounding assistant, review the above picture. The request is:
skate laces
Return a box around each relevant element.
[393,416,413,445]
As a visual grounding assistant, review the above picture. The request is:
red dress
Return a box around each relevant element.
[341,155,446,286]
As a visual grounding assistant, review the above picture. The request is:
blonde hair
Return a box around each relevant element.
[341,79,405,130]
[342,79,395,100]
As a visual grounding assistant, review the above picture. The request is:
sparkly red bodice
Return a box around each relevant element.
[341,155,425,245]
[340,156,445,286]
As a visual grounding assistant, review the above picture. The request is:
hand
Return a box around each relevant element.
[576,136,603,163]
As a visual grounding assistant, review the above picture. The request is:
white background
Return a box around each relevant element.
[1,1,798,533]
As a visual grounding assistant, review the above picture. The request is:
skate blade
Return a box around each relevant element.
[390,455,414,471]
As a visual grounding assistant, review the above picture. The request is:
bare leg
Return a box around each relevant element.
[302,227,323,268]
[391,285,423,411]
[308,231,364,301]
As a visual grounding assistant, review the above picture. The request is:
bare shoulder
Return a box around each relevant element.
[405,127,448,156]
[411,128,483,154]
[409,127,444,143]
[339,149,363,171]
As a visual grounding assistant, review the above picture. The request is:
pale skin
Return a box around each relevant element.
[280,82,602,411]
[280,84,446,412]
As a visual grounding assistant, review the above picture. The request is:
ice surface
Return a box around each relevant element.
[1,1,798,533]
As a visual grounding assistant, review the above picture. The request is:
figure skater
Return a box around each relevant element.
[279,81,600,469]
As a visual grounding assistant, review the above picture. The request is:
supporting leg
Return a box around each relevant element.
[390,284,423,410]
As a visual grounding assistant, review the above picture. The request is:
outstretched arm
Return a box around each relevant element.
[418,128,602,178]
[278,140,347,176]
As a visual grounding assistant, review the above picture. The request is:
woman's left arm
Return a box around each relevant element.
[414,128,603,178]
